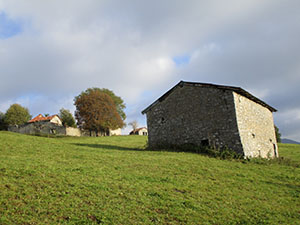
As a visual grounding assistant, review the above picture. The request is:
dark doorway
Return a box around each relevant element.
[273,144,277,157]
[201,139,209,147]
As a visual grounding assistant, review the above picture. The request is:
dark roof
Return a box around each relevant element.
[142,81,277,114]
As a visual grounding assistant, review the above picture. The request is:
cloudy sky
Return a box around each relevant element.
[0,0,299,140]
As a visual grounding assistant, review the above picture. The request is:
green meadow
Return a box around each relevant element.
[0,131,299,224]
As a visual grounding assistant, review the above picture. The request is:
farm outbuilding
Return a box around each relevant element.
[129,127,148,136]
[142,81,278,158]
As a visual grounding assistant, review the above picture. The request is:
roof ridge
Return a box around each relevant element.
[28,114,59,123]
[142,81,277,114]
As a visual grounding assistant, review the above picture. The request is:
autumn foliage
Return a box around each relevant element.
[74,88,124,136]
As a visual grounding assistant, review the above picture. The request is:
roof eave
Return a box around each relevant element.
[142,81,183,114]
[141,81,277,114]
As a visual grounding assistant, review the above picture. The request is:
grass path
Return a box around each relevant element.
[0,132,299,224]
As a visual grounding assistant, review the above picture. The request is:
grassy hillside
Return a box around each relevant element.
[0,131,299,224]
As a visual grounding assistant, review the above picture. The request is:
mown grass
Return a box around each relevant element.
[0,131,299,224]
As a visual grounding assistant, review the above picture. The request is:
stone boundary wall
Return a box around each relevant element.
[66,127,81,137]
[8,121,66,135]
[8,122,81,137]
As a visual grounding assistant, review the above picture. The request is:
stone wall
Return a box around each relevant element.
[66,127,81,137]
[145,85,244,154]
[9,122,81,137]
[233,92,278,158]
[8,121,66,135]
[9,122,120,138]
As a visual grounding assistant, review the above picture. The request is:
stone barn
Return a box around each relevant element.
[142,81,278,158]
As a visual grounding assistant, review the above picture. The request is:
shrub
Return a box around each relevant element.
[4,104,31,126]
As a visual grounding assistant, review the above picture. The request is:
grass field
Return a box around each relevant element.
[0,131,299,224]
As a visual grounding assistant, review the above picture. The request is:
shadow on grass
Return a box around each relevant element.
[72,143,241,160]
[264,180,300,190]
[27,133,78,139]
[73,143,244,160]
[73,143,144,151]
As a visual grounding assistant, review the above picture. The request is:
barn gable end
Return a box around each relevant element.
[233,92,278,158]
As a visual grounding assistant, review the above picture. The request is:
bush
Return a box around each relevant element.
[0,112,7,130]
[4,104,31,126]
[59,108,76,127]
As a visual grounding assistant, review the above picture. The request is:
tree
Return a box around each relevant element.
[128,120,138,130]
[74,88,125,136]
[101,88,126,121]
[275,125,281,143]
[59,108,76,127]
[4,104,31,126]
[81,88,126,121]
[0,111,7,130]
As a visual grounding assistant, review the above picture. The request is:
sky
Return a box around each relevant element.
[0,0,299,141]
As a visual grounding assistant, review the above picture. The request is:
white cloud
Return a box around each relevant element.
[0,0,300,140]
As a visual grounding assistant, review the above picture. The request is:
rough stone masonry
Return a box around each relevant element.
[142,81,278,158]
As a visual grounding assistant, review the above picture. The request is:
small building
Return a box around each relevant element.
[80,128,122,136]
[142,81,278,158]
[9,114,81,137]
[129,127,148,136]
[110,128,122,136]
[28,114,62,125]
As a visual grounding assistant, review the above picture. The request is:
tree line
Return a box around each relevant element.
[0,88,126,136]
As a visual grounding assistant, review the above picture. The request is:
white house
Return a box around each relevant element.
[130,127,148,136]
[28,114,62,125]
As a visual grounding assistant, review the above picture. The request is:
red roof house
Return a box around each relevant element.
[28,114,62,125]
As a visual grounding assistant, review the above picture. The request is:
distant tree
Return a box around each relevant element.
[92,88,126,121]
[59,108,76,127]
[74,88,125,136]
[44,113,50,117]
[4,104,31,126]
[0,111,7,130]
[275,125,281,143]
[128,120,138,131]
